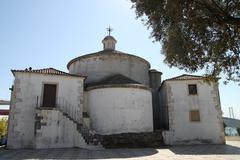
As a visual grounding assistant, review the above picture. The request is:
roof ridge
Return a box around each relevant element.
[164,74,203,81]
[11,67,86,78]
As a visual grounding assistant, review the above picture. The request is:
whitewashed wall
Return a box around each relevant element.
[161,80,225,145]
[68,52,150,86]
[35,109,87,149]
[87,86,153,135]
[7,72,84,149]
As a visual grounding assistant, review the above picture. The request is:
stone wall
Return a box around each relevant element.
[100,131,163,148]
[68,51,150,86]
[7,76,36,148]
[149,70,162,130]
[158,83,169,129]
[161,80,225,145]
[7,72,84,149]
[87,86,153,135]
[35,109,87,149]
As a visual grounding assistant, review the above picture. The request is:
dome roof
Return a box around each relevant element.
[86,74,140,88]
[67,49,151,69]
[85,73,150,91]
[102,35,117,50]
[102,35,117,42]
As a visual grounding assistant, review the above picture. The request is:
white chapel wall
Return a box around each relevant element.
[7,72,84,149]
[35,109,87,149]
[87,87,153,135]
[162,80,225,145]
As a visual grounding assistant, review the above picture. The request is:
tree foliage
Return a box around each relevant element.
[0,118,8,137]
[131,0,240,83]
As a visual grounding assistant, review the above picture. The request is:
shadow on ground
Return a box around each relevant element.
[0,148,158,159]
[170,144,240,155]
[1,143,240,159]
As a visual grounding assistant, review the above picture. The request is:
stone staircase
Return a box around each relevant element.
[35,107,103,150]
[62,111,102,147]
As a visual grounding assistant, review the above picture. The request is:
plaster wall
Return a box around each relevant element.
[87,87,153,135]
[149,70,162,90]
[162,80,225,145]
[83,92,88,113]
[35,109,87,149]
[149,70,162,130]
[158,83,169,129]
[7,73,84,149]
[68,53,150,85]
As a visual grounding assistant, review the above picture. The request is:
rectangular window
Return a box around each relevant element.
[188,84,197,95]
[189,110,200,122]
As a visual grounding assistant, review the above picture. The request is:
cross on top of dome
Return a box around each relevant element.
[102,27,117,51]
[106,26,113,36]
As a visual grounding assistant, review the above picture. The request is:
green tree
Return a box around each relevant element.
[131,0,240,83]
[0,118,8,137]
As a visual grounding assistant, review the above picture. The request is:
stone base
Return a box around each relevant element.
[100,131,164,148]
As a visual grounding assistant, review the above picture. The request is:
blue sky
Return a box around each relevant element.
[0,0,239,119]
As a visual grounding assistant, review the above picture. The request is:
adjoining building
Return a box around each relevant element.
[7,34,225,149]
[223,117,240,136]
[0,101,10,119]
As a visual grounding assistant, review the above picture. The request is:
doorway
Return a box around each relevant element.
[42,84,57,107]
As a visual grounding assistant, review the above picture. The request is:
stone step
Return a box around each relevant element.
[100,131,164,148]
[83,144,104,150]
[59,109,102,147]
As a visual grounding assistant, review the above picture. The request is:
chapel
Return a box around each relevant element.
[7,33,225,149]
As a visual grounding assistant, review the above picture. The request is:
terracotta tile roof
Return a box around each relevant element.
[11,68,86,78]
[164,74,204,81]
[0,109,9,115]
[158,74,205,91]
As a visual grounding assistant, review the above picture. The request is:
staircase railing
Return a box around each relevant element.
[35,95,102,146]
[78,121,101,145]
[35,96,81,124]
[56,97,81,124]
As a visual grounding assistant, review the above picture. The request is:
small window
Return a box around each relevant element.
[189,110,200,122]
[188,84,197,95]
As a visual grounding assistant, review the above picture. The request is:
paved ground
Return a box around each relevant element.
[0,141,239,160]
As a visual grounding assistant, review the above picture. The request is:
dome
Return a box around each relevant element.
[67,50,151,86]
[102,35,117,50]
[102,35,117,42]
[67,33,152,86]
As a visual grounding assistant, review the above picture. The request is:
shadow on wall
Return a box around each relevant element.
[170,143,240,155]
[0,148,159,159]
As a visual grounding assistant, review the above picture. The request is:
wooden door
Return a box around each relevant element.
[42,84,57,107]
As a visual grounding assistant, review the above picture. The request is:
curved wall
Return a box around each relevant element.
[67,51,150,85]
[87,85,153,135]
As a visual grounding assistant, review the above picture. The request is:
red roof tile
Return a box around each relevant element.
[0,109,9,115]
[164,74,204,81]
[11,68,86,78]
[158,74,205,91]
